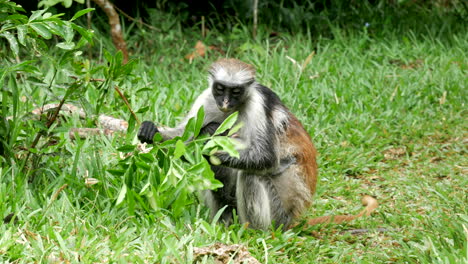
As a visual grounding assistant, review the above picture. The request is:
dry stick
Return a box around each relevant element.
[114,86,140,125]
[69,128,116,140]
[25,93,69,172]
[86,0,92,60]
[92,0,129,63]
[69,77,138,124]
[253,0,259,39]
[37,184,69,226]
[201,16,206,38]
[70,76,105,82]
[28,103,128,135]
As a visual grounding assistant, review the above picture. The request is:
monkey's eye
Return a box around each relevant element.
[232,88,241,95]
[214,84,224,95]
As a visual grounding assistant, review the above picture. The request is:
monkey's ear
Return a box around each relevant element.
[138,121,159,144]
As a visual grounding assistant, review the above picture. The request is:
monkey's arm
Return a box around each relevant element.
[138,89,225,142]
[215,135,279,171]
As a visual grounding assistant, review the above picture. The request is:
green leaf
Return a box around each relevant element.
[107,169,125,176]
[63,0,73,8]
[56,42,75,50]
[153,133,163,143]
[46,21,65,38]
[193,106,205,138]
[136,106,149,113]
[214,112,238,135]
[16,25,27,46]
[116,183,127,205]
[139,153,155,163]
[213,137,239,158]
[6,14,28,23]
[136,88,152,93]
[71,8,95,21]
[181,117,195,141]
[182,152,195,164]
[228,121,244,136]
[146,190,158,210]
[1,32,19,56]
[71,24,93,42]
[30,23,52,39]
[136,161,151,171]
[202,139,217,153]
[165,163,183,186]
[209,155,221,165]
[117,145,136,153]
[173,140,186,160]
[63,22,74,42]
[139,182,150,196]
[29,9,47,22]
[187,161,206,174]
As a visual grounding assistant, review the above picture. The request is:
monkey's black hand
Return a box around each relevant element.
[138,121,159,144]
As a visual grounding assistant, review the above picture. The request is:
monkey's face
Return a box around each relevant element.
[212,81,247,112]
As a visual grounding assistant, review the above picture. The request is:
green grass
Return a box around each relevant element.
[1,7,467,263]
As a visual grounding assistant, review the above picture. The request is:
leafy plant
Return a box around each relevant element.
[39,0,85,9]
[110,108,240,218]
[0,1,94,167]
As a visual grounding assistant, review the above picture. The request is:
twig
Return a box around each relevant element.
[301,51,315,72]
[114,86,140,124]
[201,16,206,38]
[253,0,259,39]
[28,103,129,132]
[70,76,105,82]
[341,228,392,235]
[69,77,138,124]
[24,72,63,168]
[86,0,92,60]
[92,0,129,63]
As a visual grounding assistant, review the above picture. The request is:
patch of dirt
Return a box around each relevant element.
[383,147,407,161]
[389,59,424,69]
[193,243,260,264]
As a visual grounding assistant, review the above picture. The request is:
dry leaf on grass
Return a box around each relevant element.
[389,59,424,69]
[185,41,207,62]
[193,243,260,264]
[185,41,224,63]
[383,147,406,160]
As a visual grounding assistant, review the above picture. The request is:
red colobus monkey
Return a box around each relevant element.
[138,58,377,230]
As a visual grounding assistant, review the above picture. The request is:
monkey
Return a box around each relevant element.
[138,58,377,230]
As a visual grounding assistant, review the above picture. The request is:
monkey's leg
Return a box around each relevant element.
[203,167,238,224]
[236,174,272,230]
[236,174,293,230]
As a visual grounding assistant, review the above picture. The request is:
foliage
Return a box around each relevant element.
[111,109,240,217]
[0,0,237,223]
[0,0,93,163]
[38,0,84,9]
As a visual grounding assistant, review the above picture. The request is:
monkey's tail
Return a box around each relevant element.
[306,195,378,226]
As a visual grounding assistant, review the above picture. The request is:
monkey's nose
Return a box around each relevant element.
[220,100,230,112]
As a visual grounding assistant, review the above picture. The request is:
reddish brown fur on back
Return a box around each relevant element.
[285,115,318,195]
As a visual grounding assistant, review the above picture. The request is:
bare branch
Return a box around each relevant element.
[92,0,129,63]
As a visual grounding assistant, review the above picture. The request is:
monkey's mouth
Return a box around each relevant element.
[217,102,233,112]
[218,106,232,112]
